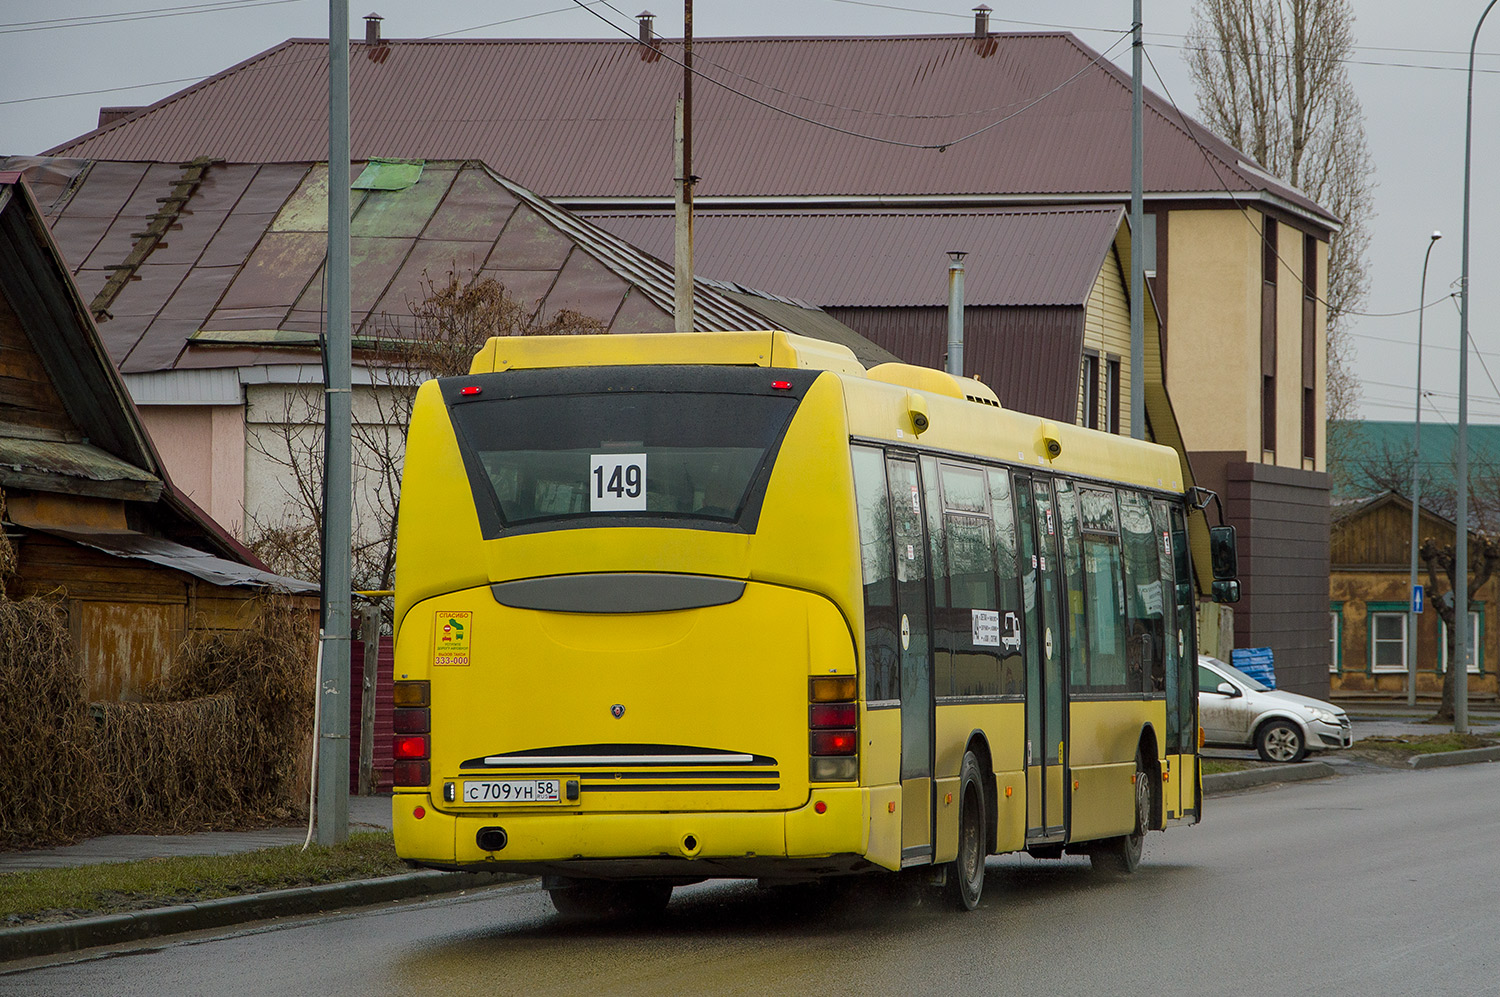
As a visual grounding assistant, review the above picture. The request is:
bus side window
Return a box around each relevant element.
[987,468,1025,696]
[852,446,900,702]
[1054,479,1091,693]
[1152,498,1183,746]
[1080,487,1128,694]
[1119,489,1166,694]
[1168,503,1199,752]
[921,457,952,697]
[940,462,1000,698]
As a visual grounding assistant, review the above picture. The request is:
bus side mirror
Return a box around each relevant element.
[1210,525,1238,580]
[1209,525,1239,603]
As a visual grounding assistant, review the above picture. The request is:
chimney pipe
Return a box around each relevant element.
[946,252,967,377]
[973,4,991,39]
[638,11,656,46]
[364,12,383,45]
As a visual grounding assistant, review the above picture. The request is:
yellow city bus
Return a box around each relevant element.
[390,331,1222,914]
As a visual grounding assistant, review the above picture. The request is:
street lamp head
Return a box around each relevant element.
[1432,230,1443,241]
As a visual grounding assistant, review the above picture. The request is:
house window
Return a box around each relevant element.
[1369,611,1407,673]
[1439,611,1483,674]
[1330,606,1342,673]
[1301,233,1317,461]
[1106,356,1121,435]
[1263,218,1278,284]
[1082,352,1100,429]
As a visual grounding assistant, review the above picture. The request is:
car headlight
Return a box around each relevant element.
[1307,708,1338,725]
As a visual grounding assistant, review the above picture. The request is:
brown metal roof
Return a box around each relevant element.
[42,33,1334,225]
[581,205,1125,307]
[1,157,883,374]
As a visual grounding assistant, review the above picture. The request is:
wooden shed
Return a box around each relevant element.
[0,172,318,700]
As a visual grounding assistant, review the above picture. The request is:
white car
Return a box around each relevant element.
[1197,655,1352,763]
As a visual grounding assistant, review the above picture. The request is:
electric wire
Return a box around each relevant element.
[0,0,306,35]
[569,0,1132,151]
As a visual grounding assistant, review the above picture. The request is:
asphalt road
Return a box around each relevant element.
[5,761,1497,996]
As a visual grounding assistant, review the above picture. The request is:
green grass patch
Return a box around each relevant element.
[0,832,407,926]
[1354,733,1497,757]
[1201,760,1258,775]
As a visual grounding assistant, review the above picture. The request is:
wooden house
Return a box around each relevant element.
[1329,492,1496,698]
[0,172,317,702]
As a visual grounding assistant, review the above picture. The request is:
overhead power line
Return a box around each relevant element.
[0,0,306,35]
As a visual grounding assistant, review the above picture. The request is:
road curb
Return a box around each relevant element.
[1203,761,1337,794]
[1408,746,1500,769]
[0,868,519,964]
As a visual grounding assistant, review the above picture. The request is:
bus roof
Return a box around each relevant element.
[467,330,1182,494]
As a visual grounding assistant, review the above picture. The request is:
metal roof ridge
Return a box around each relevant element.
[473,163,770,332]
[44,40,302,157]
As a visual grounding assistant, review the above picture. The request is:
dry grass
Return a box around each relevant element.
[0,595,315,848]
[0,833,407,925]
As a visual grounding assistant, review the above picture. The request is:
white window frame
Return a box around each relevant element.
[1439,611,1482,674]
[1369,611,1408,673]
[1329,610,1341,673]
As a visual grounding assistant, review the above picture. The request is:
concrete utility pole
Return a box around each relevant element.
[318,0,352,845]
[673,0,695,333]
[1128,0,1145,440]
[1454,0,1498,734]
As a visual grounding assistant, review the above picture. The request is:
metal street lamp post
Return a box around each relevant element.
[1407,231,1442,707]
[1454,0,1498,734]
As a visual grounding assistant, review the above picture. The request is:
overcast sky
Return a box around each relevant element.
[2,0,1497,427]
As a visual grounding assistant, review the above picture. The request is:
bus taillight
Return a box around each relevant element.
[809,676,858,782]
[393,735,429,759]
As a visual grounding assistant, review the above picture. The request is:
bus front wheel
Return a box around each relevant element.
[1092,750,1149,874]
[946,751,988,910]
[547,879,673,920]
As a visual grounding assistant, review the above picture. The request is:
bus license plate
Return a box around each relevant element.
[463,779,562,804]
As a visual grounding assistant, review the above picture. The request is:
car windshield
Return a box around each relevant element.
[1204,658,1270,692]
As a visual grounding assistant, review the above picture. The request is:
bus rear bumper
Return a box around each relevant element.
[392,786,884,879]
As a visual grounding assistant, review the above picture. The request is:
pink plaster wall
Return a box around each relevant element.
[138,405,246,538]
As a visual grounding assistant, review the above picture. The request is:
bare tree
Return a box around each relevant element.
[1419,535,1500,723]
[246,268,605,590]
[1186,0,1375,420]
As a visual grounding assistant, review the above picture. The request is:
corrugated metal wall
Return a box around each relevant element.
[826,304,1084,423]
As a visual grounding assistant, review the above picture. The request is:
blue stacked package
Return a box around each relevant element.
[1231,647,1277,689]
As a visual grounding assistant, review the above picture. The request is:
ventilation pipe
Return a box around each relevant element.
[364,12,382,45]
[973,4,991,39]
[638,11,656,46]
[946,252,967,377]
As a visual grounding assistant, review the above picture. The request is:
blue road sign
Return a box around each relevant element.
[1413,585,1424,614]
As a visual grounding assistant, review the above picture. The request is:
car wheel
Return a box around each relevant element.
[548,879,673,920]
[1092,750,1149,875]
[945,751,988,910]
[1256,719,1307,764]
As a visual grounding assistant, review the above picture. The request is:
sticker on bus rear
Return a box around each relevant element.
[434,610,472,666]
[590,453,648,511]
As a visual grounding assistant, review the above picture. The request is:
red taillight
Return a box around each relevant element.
[771,380,792,390]
[461,386,482,396]
[393,760,430,786]
[393,734,429,760]
[393,707,430,734]
[810,729,858,755]
[810,702,857,728]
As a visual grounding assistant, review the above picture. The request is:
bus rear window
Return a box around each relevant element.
[446,389,799,531]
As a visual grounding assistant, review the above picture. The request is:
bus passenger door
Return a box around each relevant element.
[886,456,934,865]
[1017,474,1067,843]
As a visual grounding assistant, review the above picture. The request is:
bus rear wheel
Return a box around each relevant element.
[946,751,988,910]
[547,879,673,920]
[1092,750,1149,875]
